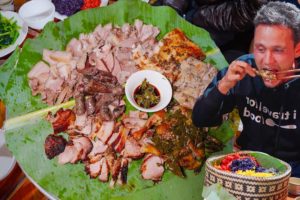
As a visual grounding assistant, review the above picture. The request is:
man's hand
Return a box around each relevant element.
[218,61,256,95]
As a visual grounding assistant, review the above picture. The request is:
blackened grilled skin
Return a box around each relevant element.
[45,134,67,159]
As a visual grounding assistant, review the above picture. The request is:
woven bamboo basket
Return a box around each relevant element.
[204,151,291,200]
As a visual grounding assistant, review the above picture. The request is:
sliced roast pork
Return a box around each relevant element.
[58,136,92,164]
[121,137,143,159]
[47,109,76,134]
[141,154,164,181]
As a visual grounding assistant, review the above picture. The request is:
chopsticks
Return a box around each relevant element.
[254,68,300,80]
[276,68,300,74]
[277,74,300,80]
[276,68,300,80]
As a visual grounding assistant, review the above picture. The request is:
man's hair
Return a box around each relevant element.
[254,1,300,44]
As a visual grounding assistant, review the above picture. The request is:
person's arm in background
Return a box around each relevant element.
[192,60,256,127]
[192,0,269,32]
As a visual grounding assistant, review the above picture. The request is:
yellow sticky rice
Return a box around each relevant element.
[236,170,274,177]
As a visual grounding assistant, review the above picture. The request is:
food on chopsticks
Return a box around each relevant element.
[52,0,84,16]
[134,79,160,108]
[27,19,222,186]
[254,69,277,80]
[214,153,279,177]
[0,13,20,50]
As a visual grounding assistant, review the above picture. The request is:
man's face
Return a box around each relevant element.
[253,25,296,88]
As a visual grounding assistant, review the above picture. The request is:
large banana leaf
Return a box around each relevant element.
[0,0,232,199]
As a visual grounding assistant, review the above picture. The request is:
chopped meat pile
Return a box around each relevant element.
[44,108,166,185]
[34,20,222,187]
[28,19,160,105]
[132,28,206,82]
[173,57,217,109]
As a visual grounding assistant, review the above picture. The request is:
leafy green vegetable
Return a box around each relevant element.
[1,0,232,199]
[0,13,20,49]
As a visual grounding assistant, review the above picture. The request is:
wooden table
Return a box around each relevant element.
[0,164,47,200]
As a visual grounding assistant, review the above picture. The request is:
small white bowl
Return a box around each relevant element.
[125,70,172,113]
[18,0,55,30]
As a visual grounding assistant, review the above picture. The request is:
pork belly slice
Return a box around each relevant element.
[121,137,143,159]
[66,38,83,57]
[122,117,147,130]
[88,139,108,158]
[44,75,64,92]
[28,61,50,80]
[107,131,121,148]
[116,71,131,85]
[79,117,93,136]
[117,158,129,185]
[56,62,72,80]
[85,159,102,178]
[56,86,71,105]
[58,136,93,164]
[112,105,126,120]
[108,100,126,120]
[109,157,122,187]
[74,113,87,128]
[43,90,60,105]
[114,127,129,153]
[134,19,143,35]
[129,110,148,120]
[111,57,122,79]
[95,59,110,72]
[94,23,112,41]
[98,158,109,182]
[74,114,93,135]
[43,49,72,65]
[72,136,93,160]
[79,33,98,51]
[77,52,87,70]
[139,24,159,42]
[44,134,67,159]
[132,111,165,140]
[47,109,76,134]
[58,144,78,164]
[102,52,115,73]
[97,121,115,144]
[141,154,164,181]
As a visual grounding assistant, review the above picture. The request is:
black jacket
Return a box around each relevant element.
[192,0,269,32]
[192,54,300,162]
[155,0,269,32]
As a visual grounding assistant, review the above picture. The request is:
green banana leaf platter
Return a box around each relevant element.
[0,0,234,199]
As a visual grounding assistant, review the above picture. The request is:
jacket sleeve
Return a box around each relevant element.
[192,68,236,127]
[192,0,269,32]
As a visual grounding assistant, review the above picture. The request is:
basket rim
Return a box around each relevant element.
[205,151,291,181]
